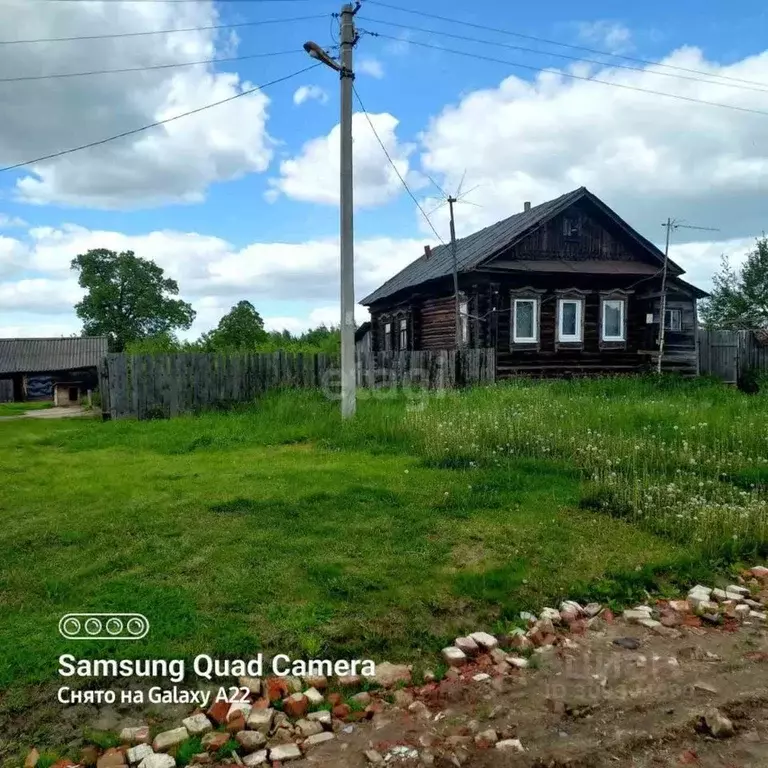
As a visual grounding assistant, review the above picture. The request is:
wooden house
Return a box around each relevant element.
[361,187,708,377]
[0,336,108,404]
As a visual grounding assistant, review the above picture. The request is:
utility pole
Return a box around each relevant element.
[448,195,461,349]
[304,3,359,418]
[338,3,356,418]
[657,218,719,374]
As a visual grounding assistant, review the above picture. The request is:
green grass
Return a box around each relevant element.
[0,384,696,702]
[3,375,767,725]
[0,401,52,417]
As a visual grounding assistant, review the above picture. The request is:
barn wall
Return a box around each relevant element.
[0,378,13,403]
[20,367,99,402]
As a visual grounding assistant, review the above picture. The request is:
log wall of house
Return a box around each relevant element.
[370,274,698,377]
[419,294,457,349]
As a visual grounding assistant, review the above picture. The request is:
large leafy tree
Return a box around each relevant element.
[701,237,768,329]
[202,300,268,350]
[71,249,196,351]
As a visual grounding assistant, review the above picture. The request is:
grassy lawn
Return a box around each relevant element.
[0,401,53,417]
[0,385,705,701]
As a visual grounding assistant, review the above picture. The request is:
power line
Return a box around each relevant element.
[0,49,311,83]
[20,0,315,3]
[0,13,327,45]
[352,84,446,247]
[366,33,768,118]
[366,0,768,91]
[0,62,320,173]
[360,16,768,95]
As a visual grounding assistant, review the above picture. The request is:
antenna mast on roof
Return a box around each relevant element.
[426,170,482,349]
[658,218,719,374]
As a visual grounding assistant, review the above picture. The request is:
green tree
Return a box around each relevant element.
[701,237,768,329]
[203,300,268,350]
[71,249,195,351]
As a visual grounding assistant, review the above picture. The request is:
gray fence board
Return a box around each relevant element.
[698,329,768,384]
[101,348,496,420]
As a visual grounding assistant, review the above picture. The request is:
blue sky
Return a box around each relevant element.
[1,0,767,337]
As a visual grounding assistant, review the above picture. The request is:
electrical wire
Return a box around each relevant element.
[352,83,447,247]
[366,0,768,90]
[20,0,316,3]
[0,13,327,45]
[365,33,768,118]
[0,62,321,173]
[0,49,308,83]
[359,16,768,95]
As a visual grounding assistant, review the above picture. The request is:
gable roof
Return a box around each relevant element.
[0,336,108,375]
[361,187,685,305]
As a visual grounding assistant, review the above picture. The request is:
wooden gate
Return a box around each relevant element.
[698,329,739,384]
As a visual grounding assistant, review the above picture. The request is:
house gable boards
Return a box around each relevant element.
[482,198,667,268]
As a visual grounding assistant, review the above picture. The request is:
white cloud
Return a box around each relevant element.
[0,221,424,335]
[263,305,369,335]
[418,46,768,259]
[269,112,414,207]
[0,215,27,229]
[1,1,276,209]
[669,237,756,291]
[293,85,329,106]
[0,320,81,338]
[576,21,632,53]
[0,278,82,313]
[358,58,385,79]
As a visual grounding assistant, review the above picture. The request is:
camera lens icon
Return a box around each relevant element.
[59,613,149,641]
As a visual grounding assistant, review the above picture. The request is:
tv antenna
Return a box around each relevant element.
[657,218,720,374]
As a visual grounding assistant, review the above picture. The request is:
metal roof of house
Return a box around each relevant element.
[361,187,686,305]
[0,336,108,375]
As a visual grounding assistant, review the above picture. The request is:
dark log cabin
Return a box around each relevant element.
[361,187,708,378]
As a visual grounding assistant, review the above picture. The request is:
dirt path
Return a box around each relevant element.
[301,620,768,768]
[5,616,766,768]
[0,406,89,421]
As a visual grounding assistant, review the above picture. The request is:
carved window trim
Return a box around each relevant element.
[557,297,585,344]
[599,289,631,348]
[509,287,545,350]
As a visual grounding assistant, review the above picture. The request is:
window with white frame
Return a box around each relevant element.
[601,298,626,341]
[664,308,682,331]
[383,322,392,352]
[558,298,583,343]
[513,298,538,343]
[399,318,408,350]
[459,299,469,345]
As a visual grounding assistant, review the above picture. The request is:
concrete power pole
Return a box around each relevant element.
[448,196,461,349]
[338,3,357,418]
[303,5,359,417]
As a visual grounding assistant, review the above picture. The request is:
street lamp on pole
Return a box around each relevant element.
[304,3,358,419]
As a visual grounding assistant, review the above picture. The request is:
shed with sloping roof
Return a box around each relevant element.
[0,336,108,403]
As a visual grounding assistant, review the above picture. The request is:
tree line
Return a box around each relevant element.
[71,248,340,355]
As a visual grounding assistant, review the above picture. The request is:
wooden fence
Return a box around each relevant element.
[698,329,768,384]
[100,348,495,420]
